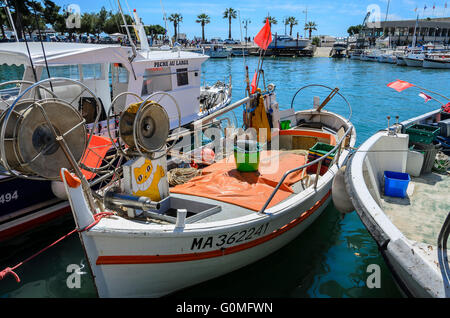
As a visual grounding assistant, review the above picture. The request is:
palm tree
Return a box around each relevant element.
[223,8,236,39]
[168,13,183,40]
[263,16,277,27]
[304,21,317,39]
[196,13,210,42]
[287,17,298,37]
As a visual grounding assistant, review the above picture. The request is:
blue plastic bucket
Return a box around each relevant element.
[384,171,410,198]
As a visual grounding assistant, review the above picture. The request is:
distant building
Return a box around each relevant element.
[318,35,336,47]
[361,17,450,46]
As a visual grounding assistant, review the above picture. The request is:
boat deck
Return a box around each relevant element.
[381,172,450,246]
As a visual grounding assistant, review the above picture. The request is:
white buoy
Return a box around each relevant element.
[331,166,354,214]
[51,181,68,200]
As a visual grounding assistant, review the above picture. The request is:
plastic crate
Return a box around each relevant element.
[405,124,440,144]
[307,142,336,167]
[438,118,450,137]
[384,171,410,198]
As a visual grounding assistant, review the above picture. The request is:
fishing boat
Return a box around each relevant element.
[1,78,355,296]
[0,38,231,242]
[333,81,450,297]
[404,49,426,67]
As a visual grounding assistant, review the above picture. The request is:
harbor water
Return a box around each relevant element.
[1,56,449,298]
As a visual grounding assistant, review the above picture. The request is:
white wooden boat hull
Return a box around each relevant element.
[61,105,356,298]
[82,189,331,297]
[345,109,450,297]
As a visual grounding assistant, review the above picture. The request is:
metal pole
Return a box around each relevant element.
[2,1,18,42]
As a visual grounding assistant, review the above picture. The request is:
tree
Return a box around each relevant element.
[42,0,61,27]
[286,16,298,36]
[144,25,166,36]
[0,6,8,39]
[80,12,96,35]
[263,16,277,27]
[223,8,236,39]
[347,24,363,36]
[26,1,46,39]
[103,12,132,35]
[168,13,182,40]
[196,13,210,42]
[9,0,33,39]
[93,7,109,38]
[304,21,317,39]
[312,36,320,46]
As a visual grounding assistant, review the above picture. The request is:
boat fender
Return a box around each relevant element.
[51,181,68,200]
[331,166,355,214]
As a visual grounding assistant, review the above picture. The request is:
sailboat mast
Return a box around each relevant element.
[412,14,419,48]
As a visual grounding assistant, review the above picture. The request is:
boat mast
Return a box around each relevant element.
[117,0,137,57]
[2,0,18,42]
[159,0,171,45]
[116,0,137,80]
[132,9,150,51]
[412,14,419,48]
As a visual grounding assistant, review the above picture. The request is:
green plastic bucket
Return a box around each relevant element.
[234,140,261,172]
[280,120,291,130]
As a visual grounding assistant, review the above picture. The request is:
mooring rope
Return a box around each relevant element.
[0,212,115,283]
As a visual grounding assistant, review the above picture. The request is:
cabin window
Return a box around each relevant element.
[141,67,172,95]
[117,66,129,84]
[82,64,104,80]
[176,68,189,87]
[40,65,80,80]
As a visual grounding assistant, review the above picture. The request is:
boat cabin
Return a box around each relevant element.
[0,42,209,128]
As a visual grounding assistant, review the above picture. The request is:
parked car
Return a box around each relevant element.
[224,39,240,44]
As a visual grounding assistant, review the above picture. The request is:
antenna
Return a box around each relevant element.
[160,0,171,45]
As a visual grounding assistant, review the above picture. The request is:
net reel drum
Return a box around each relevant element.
[104,92,182,218]
[0,78,102,181]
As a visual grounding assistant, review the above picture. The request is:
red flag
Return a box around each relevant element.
[251,70,258,94]
[419,92,432,103]
[387,80,415,92]
[254,18,272,50]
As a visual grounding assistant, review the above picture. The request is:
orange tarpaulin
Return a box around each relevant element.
[171,150,306,211]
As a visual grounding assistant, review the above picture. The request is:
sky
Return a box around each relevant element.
[55,0,450,38]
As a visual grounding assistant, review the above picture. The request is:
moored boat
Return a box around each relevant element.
[0,79,356,296]
[423,54,450,69]
[0,39,231,241]
[335,81,450,297]
[396,55,407,66]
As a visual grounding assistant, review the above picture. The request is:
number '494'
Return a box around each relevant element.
[0,191,18,204]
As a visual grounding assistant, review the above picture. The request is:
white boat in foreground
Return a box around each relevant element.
[339,109,450,297]
[2,79,355,296]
